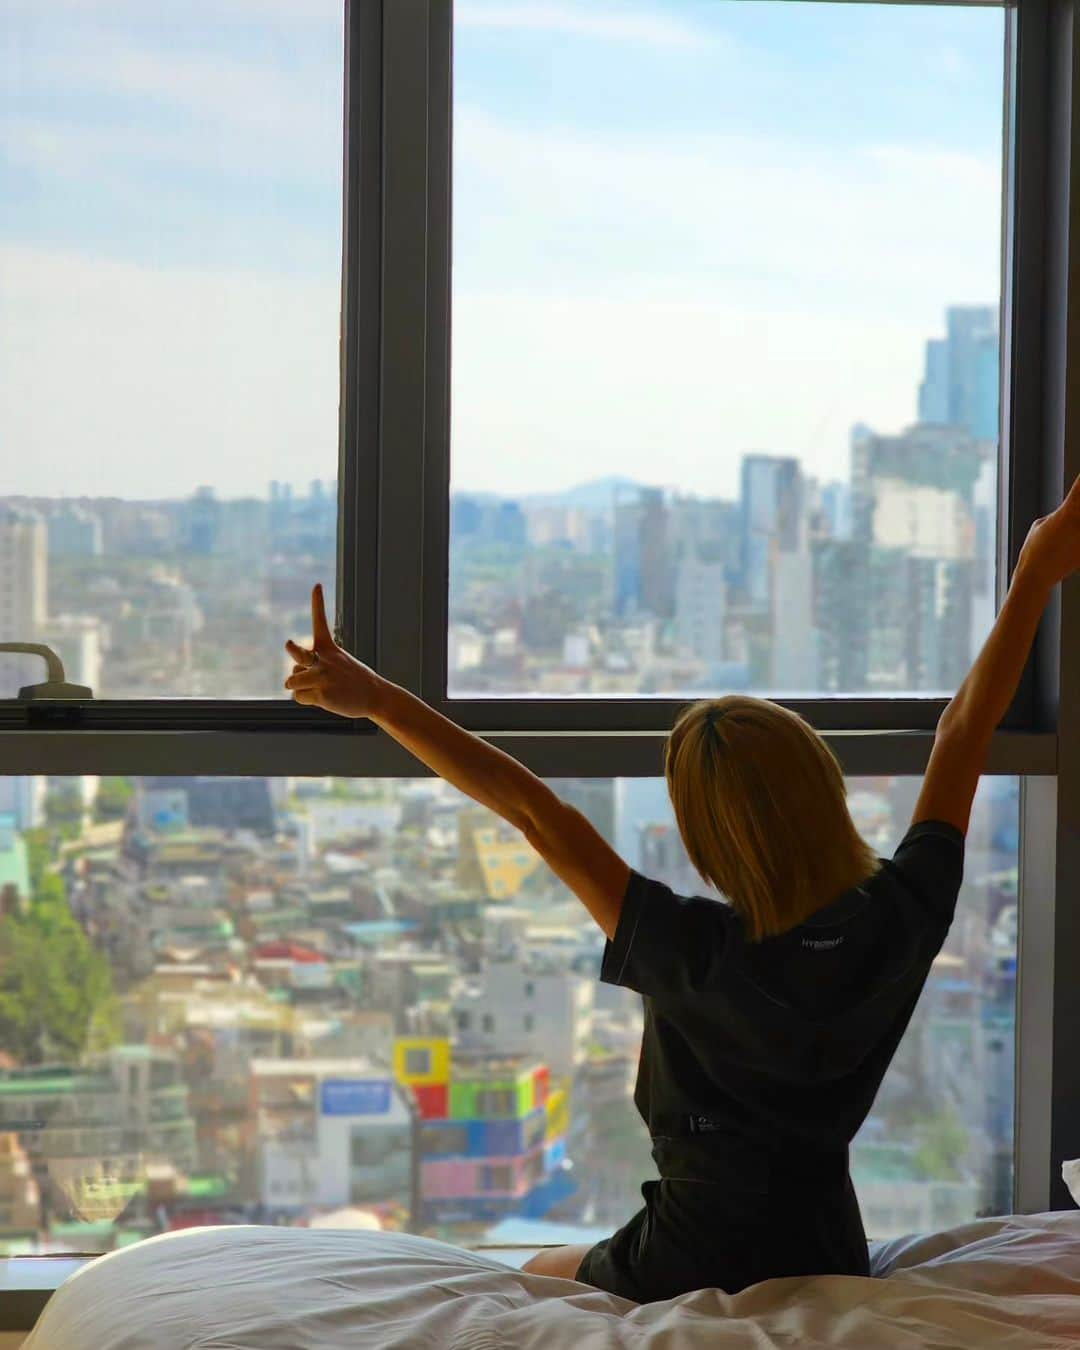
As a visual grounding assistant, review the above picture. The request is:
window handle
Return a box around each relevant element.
[0,643,94,699]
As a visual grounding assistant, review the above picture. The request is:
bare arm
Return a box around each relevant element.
[913,476,1080,834]
[284,586,629,939]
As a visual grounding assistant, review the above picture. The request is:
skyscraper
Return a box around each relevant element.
[918,306,999,443]
[843,423,986,691]
[675,556,727,673]
[47,503,103,558]
[739,455,804,609]
[613,487,673,620]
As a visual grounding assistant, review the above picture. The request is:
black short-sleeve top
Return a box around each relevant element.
[601,820,965,1154]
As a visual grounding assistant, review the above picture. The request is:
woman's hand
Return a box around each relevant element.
[1017,473,1080,591]
[284,584,384,720]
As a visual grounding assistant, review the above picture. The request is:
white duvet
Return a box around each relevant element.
[25,1211,1080,1349]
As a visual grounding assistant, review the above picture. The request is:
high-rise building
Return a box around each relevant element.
[675,556,727,672]
[771,550,817,691]
[450,494,485,541]
[0,505,48,694]
[47,503,103,558]
[813,538,869,692]
[819,481,852,541]
[833,422,988,692]
[670,495,742,584]
[852,422,985,545]
[740,455,803,608]
[918,306,999,443]
[186,486,221,556]
[638,488,673,619]
[612,493,643,618]
[613,487,675,621]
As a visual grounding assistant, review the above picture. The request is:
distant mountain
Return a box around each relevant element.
[451,475,656,513]
[520,476,647,511]
[450,475,647,506]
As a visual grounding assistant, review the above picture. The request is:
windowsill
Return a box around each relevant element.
[0,1256,93,1331]
[0,726,1056,778]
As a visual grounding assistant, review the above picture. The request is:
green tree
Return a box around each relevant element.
[44,785,84,841]
[0,866,120,1065]
[94,777,134,823]
[22,828,51,894]
[914,1107,970,1182]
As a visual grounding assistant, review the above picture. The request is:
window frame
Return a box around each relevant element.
[0,0,1058,772]
[413,0,1045,739]
[0,0,382,744]
[0,0,1076,1240]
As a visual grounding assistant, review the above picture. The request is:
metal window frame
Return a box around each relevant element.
[412,0,1045,740]
[0,0,1057,767]
[0,0,384,748]
[0,0,1077,1233]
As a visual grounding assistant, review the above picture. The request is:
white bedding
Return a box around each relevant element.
[25,1211,1080,1349]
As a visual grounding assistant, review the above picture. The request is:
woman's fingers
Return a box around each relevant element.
[292,686,319,706]
[286,639,315,665]
[285,668,324,691]
[311,583,334,650]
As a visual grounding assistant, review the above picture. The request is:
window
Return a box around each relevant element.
[0,0,1075,1269]
[0,773,1016,1254]
[351,1127,409,1170]
[404,1048,432,1077]
[447,2,1005,700]
[481,1014,495,1035]
[474,1087,515,1117]
[524,1014,534,1033]
[479,1163,514,1193]
[420,1124,470,1156]
[1,1,346,704]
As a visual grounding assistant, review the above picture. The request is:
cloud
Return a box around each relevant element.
[0,246,340,499]
[453,110,1001,310]
[5,0,337,23]
[455,1,706,48]
[448,113,1001,495]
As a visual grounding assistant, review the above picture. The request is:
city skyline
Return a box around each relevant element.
[0,302,1000,703]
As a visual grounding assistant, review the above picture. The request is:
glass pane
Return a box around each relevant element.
[1,2,342,699]
[0,772,1015,1254]
[449,2,1005,697]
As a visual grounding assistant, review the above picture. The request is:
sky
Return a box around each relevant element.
[0,0,1005,501]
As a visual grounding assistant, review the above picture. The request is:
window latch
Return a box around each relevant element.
[0,643,94,699]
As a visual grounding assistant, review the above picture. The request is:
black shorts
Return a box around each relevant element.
[576,1139,869,1305]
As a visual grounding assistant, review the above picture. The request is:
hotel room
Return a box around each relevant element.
[3,0,1080,1344]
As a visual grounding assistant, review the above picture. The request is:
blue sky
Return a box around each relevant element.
[1,1,1005,499]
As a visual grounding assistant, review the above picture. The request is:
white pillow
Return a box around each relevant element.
[1062,1158,1080,1204]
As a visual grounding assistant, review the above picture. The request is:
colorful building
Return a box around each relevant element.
[393,1042,570,1225]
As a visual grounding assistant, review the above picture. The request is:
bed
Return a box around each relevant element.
[23,1211,1080,1349]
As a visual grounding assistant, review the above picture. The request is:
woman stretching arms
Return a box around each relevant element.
[284,478,1079,1303]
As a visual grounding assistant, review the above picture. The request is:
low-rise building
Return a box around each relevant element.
[249,1059,412,1216]
[453,959,594,1080]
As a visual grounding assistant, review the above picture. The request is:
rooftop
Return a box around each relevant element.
[250,1058,379,1078]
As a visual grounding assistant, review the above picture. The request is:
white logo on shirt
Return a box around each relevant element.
[801,936,844,950]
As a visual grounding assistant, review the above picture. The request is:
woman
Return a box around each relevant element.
[284,476,1079,1302]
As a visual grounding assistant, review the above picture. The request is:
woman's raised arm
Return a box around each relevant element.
[285,584,630,939]
[913,475,1080,835]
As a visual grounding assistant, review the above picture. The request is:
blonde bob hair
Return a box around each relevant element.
[665,695,878,942]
